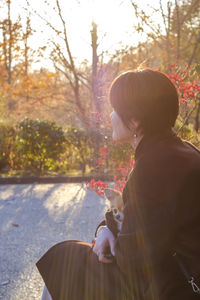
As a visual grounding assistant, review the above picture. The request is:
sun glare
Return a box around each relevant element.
[89,0,123,30]
[68,0,135,60]
[88,0,133,36]
[12,0,144,66]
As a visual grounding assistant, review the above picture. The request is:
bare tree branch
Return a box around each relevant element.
[180,0,200,27]
[176,101,197,134]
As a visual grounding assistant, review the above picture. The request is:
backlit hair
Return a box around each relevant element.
[109,69,179,134]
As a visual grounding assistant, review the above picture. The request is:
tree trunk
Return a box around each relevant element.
[195,100,200,132]
[91,22,100,117]
[24,16,31,102]
[8,0,12,84]
[188,33,200,67]
[175,0,181,61]
[91,22,103,172]
[2,24,8,77]
[24,17,30,77]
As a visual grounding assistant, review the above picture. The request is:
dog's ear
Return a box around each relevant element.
[104,188,121,200]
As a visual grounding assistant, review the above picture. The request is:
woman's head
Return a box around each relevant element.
[109,69,179,135]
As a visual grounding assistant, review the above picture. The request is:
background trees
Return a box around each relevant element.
[0,0,199,175]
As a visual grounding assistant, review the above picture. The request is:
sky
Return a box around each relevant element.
[6,0,168,69]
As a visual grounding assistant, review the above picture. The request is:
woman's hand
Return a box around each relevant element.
[92,226,116,263]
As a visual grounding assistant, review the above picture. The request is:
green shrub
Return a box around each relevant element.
[0,123,15,171]
[1,117,198,176]
[12,118,67,173]
[175,118,200,148]
[64,126,99,174]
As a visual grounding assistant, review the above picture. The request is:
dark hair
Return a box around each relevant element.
[109,69,179,134]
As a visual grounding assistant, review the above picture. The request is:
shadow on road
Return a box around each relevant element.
[0,183,109,299]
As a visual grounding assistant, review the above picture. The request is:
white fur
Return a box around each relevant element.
[104,188,124,232]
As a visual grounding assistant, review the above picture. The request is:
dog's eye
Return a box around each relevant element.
[113,208,117,214]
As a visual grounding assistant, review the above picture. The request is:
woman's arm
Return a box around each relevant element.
[114,160,200,281]
[113,159,176,280]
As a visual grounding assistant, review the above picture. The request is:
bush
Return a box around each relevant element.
[107,141,134,170]
[0,123,15,171]
[12,118,67,173]
[175,118,200,148]
[0,116,198,177]
[64,126,100,174]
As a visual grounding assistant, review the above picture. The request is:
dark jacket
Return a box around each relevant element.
[101,129,200,299]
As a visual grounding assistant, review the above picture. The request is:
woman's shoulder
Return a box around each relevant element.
[126,135,200,196]
[136,134,200,171]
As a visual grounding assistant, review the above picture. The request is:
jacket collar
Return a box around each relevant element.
[134,128,179,161]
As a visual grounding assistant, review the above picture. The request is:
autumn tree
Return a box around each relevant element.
[0,0,22,84]
[44,0,89,127]
[130,0,200,67]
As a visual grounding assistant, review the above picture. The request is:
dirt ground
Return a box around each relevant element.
[0,183,109,300]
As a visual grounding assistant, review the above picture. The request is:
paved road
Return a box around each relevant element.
[0,183,109,300]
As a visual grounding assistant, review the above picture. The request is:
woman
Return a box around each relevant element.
[36,69,200,300]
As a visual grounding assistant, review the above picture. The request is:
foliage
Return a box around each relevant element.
[86,61,200,195]
[0,119,136,176]
[0,1,199,184]
[11,118,67,173]
[175,119,200,148]
[166,62,200,102]
[129,0,200,66]
[64,126,100,175]
[0,122,15,170]
[86,179,109,196]
[166,62,200,134]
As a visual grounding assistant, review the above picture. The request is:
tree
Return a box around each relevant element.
[0,0,22,84]
[130,0,200,67]
[26,0,116,129]
[23,15,32,77]
[91,22,101,119]
[49,0,89,127]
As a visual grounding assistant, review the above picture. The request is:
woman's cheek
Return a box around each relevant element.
[110,111,132,142]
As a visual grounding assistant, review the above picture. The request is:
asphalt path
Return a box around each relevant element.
[0,183,109,300]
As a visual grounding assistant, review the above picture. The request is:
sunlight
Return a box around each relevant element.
[69,0,136,60]
[11,0,166,67]
[43,183,86,221]
[87,0,132,34]
[13,0,144,66]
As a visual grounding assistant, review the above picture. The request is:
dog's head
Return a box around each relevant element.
[104,188,124,230]
[104,188,124,212]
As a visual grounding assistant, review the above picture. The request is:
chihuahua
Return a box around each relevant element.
[104,188,124,232]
